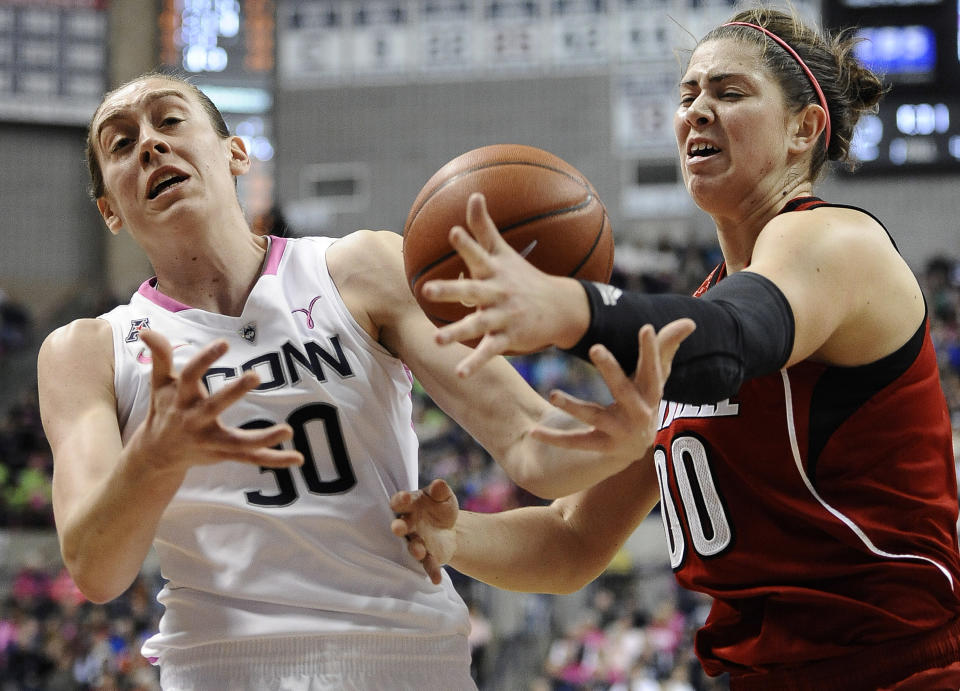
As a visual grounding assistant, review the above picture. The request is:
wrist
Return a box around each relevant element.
[122,428,189,487]
[553,278,591,350]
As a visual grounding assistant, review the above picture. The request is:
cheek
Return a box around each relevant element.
[673,111,688,146]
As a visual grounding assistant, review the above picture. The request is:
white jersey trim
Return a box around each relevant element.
[780,368,955,590]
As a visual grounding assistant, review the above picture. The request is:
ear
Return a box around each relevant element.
[227,135,251,177]
[96,196,124,234]
[788,104,828,155]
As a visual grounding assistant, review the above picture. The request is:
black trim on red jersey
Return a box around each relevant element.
[777,198,920,479]
[780,197,902,253]
[704,263,726,292]
[780,196,828,213]
[806,312,926,483]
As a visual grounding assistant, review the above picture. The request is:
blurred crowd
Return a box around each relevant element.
[0,288,31,365]
[2,240,960,689]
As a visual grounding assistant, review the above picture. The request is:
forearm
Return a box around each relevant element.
[57,436,184,603]
[448,506,606,594]
[501,406,634,499]
[564,272,795,403]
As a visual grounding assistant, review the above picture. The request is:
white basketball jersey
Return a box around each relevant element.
[98,235,469,660]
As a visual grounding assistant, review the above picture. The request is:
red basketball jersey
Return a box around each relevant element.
[653,199,960,686]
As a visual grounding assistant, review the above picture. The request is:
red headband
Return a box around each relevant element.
[722,21,832,148]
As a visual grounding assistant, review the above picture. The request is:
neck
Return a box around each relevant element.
[151,223,270,317]
[712,182,813,272]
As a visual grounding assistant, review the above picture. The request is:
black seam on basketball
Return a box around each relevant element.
[405,159,590,232]
[407,194,596,289]
[566,210,609,278]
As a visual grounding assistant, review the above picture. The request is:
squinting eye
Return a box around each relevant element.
[111,138,131,152]
[161,117,182,126]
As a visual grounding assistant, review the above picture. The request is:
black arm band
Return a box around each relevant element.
[563,272,795,404]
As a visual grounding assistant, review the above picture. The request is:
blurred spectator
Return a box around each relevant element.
[0,567,162,689]
[0,394,54,528]
[0,286,31,360]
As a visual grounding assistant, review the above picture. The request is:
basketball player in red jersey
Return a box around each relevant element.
[391,7,960,689]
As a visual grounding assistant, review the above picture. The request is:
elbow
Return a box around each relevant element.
[551,577,593,596]
[508,467,558,500]
[60,542,130,604]
[507,465,575,501]
[67,564,128,604]
[542,562,606,595]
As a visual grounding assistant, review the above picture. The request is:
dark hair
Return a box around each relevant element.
[699,6,887,179]
[85,68,231,200]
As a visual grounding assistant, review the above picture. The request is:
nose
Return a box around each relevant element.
[139,130,170,165]
[683,94,713,129]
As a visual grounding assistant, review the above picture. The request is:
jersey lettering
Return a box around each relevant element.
[654,446,686,568]
[244,402,357,507]
[202,336,355,394]
[655,435,733,568]
[657,398,740,431]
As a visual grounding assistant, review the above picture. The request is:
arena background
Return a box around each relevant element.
[1,1,958,689]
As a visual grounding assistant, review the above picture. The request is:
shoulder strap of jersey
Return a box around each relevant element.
[779,196,900,252]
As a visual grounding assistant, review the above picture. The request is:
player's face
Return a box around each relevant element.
[674,39,795,216]
[90,78,248,236]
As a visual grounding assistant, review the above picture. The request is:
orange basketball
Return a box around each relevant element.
[403,144,614,331]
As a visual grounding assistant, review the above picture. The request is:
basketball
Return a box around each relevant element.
[402,143,615,331]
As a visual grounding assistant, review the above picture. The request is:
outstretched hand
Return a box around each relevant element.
[136,329,303,472]
[532,319,696,463]
[390,479,459,585]
[423,192,589,377]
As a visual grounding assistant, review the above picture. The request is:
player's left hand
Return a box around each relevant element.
[390,479,459,585]
[531,319,695,460]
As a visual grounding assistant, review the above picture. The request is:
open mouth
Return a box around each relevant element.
[148,174,188,200]
[688,143,721,159]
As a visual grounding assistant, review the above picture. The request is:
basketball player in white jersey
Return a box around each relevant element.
[36,72,689,690]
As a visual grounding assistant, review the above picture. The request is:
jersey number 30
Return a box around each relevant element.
[654,435,732,568]
[242,402,357,507]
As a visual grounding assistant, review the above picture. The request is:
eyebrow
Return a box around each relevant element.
[94,88,190,142]
[679,72,745,88]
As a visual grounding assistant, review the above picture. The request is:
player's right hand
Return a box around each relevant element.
[422,193,589,377]
[390,479,459,585]
[134,329,303,473]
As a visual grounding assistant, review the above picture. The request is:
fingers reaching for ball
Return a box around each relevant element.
[421,195,594,376]
[402,144,614,362]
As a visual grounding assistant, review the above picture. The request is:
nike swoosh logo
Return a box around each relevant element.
[137,343,189,364]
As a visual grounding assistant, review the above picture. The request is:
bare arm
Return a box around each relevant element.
[747,206,925,368]
[39,321,301,603]
[391,450,662,592]
[328,229,689,498]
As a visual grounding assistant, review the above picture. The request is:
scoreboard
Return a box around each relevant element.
[822,0,960,173]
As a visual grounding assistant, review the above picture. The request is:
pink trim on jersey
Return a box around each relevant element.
[136,236,287,312]
[137,278,192,312]
[263,235,288,275]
